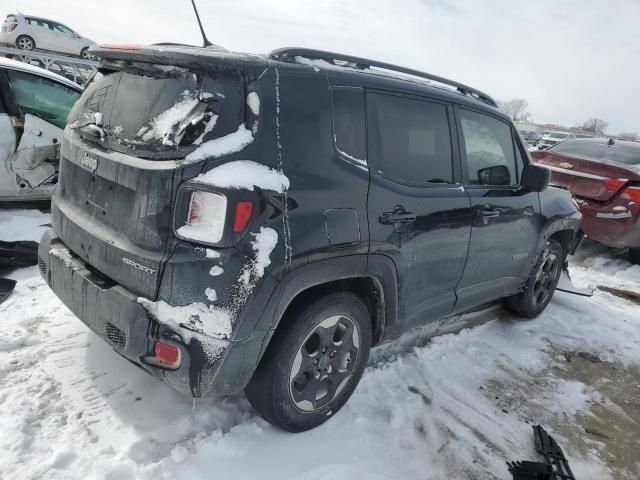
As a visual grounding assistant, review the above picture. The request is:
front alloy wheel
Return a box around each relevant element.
[505,239,564,318]
[246,292,371,432]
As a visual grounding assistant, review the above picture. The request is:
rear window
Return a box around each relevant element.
[68,64,245,160]
[6,15,16,22]
[551,140,640,165]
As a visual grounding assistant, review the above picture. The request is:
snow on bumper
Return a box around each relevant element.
[37,229,253,397]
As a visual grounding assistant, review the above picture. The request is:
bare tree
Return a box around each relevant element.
[580,118,609,135]
[497,99,530,121]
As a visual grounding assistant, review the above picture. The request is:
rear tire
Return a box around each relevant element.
[245,292,372,432]
[629,248,640,265]
[16,35,35,51]
[505,240,564,318]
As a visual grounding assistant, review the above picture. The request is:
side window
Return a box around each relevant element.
[514,133,525,175]
[331,87,366,163]
[458,109,517,186]
[368,93,453,184]
[7,71,80,129]
[54,23,74,35]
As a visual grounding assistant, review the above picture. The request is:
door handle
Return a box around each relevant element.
[379,209,417,225]
[481,208,500,218]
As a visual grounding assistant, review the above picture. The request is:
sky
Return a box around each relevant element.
[3,0,639,134]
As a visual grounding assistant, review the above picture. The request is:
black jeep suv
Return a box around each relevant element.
[38,44,582,432]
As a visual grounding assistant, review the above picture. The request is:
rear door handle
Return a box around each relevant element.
[379,211,417,225]
[481,208,500,218]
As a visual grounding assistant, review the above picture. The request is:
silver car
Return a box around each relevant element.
[0,57,82,202]
[0,14,96,59]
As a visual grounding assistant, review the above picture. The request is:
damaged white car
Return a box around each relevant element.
[0,57,82,202]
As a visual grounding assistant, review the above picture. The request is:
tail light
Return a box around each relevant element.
[174,187,255,246]
[233,201,254,232]
[603,178,627,192]
[621,186,640,203]
[153,340,181,369]
[6,23,17,32]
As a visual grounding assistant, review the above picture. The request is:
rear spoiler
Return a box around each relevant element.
[89,44,268,72]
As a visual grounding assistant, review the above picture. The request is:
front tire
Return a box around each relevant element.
[16,35,35,51]
[245,292,372,432]
[629,248,640,265]
[80,47,94,60]
[505,240,564,318]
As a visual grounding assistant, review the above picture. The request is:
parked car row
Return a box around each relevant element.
[519,128,578,150]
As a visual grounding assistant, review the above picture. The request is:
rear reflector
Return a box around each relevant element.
[233,201,254,232]
[154,341,181,369]
[603,178,627,192]
[622,186,640,203]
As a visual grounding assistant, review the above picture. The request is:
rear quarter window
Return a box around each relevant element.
[331,87,366,163]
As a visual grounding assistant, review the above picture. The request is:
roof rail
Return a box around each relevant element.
[269,47,497,107]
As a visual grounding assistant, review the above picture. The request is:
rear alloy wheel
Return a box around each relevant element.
[245,292,371,432]
[16,35,35,51]
[505,240,564,318]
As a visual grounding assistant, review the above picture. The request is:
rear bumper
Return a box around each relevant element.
[38,229,266,397]
[578,202,640,249]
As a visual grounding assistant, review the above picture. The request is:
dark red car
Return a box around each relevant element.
[532,138,640,263]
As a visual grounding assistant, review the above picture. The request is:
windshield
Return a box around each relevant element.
[550,132,570,139]
[67,64,244,160]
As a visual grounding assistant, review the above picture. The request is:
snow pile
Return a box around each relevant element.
[137,298,232,341]
[192,160,290,193]
[185,124,254,163]
[0,209,49,242]
[49,247,78,270]
[250,227,278,278]
[246,92,260,116]
[138,95,201,146]
[209,265,224,276]
[193,114,219,145]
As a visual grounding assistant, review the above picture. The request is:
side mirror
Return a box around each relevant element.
[477,165,510,186]
[520,164,549,192]
[72,32,80,38]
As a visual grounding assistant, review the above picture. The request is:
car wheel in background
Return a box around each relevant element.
[16,35,35,51]
[245,292,372,432]
[629,248,640,265]
[505,240,564,318]
[80,47,94,60]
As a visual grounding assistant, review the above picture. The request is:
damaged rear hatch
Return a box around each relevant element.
[54,45,266,299]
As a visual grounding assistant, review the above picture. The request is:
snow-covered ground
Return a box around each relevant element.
[1,209,639,480]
